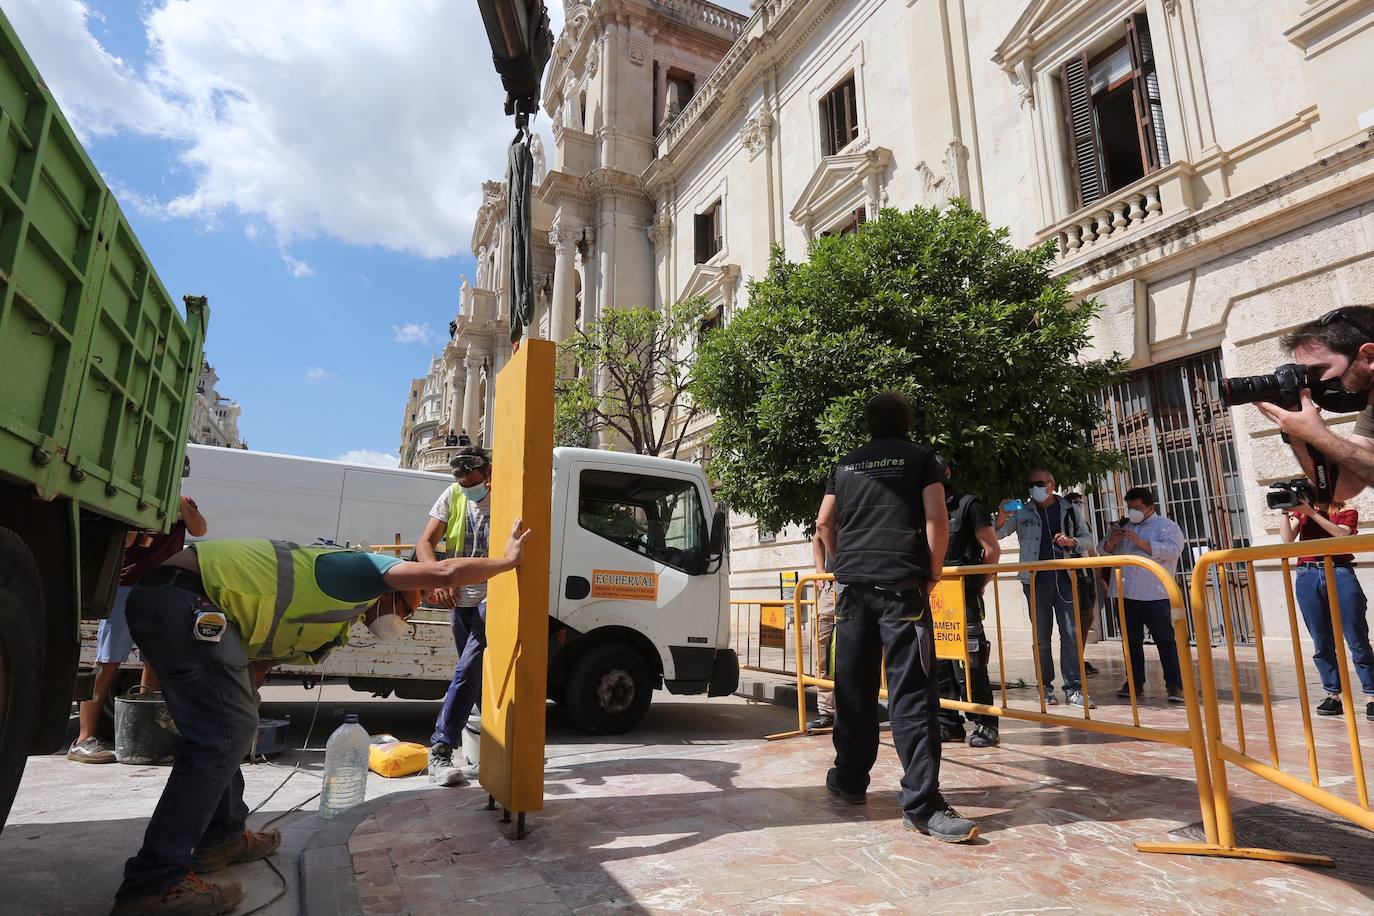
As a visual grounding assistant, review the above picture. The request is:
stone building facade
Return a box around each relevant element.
[407,0,1374,641]
[189,358,246,450]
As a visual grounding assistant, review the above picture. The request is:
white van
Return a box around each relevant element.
[88,444,739,734]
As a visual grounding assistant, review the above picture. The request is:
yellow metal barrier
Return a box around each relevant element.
[768,556,1223,857]
[1177,533,1374,866]
[729,599,804,677]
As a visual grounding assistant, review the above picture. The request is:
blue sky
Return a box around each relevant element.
[5,1,567,465]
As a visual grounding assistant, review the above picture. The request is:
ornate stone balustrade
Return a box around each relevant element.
[650,0,747,35]
[1057,183,1162,257]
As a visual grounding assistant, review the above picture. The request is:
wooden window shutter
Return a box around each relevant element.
[1126,12,1170,172]
[1059,52,1105,210]
[711,205,722,256]
[819,93,834,156]
[694,212,711,263]
[842,78,857,146]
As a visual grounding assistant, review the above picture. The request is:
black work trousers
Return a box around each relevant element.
[937,621,995,732]
[828,583,943,819]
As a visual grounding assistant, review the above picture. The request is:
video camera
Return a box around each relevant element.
[1220,363,1318,411]
[1266,478,1316,510]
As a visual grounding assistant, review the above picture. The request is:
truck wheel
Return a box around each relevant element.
[566,643,653,735]
[0,529,44,829]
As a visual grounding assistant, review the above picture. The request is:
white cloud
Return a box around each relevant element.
[336,449,400,468]
[392,322,433,344]
[6,0,560,259]
[306,367,329,381]
[282,252,315,278]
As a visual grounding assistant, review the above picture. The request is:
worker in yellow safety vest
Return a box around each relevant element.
[109,519,530,916]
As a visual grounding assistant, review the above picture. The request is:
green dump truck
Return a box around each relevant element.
[0,10,207,827]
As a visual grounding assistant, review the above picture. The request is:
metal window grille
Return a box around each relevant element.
[1087,350,1254,645]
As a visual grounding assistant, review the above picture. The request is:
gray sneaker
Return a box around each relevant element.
[903,806,979,843]
[428,744,468,787]
[1064,689,1096,709]
[67,736,116,764]
[1042,690,1060,706]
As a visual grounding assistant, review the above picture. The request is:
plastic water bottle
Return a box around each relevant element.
[319,714,369,819]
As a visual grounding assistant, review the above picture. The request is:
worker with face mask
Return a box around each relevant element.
[109,519,530,916]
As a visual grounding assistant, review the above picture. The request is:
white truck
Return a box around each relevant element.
[85,444,738,734]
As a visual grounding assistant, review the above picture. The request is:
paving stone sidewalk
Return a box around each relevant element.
[301,648,1374,914]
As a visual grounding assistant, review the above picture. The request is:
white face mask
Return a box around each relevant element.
[1127,508,1146,525]
[1029,485,1049,503]
[368,610,409,641]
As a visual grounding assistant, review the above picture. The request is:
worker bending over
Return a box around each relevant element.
[110,520,531,916]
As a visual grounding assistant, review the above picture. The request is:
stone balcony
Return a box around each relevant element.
[1042,161,1197,266]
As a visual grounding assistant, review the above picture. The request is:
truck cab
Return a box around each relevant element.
[546,448,737,733]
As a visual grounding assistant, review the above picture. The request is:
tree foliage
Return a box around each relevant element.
[691,203,1127,534]
[555,298,711,458]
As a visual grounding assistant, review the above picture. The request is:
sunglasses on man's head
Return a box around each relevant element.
[1317,307,1374,339]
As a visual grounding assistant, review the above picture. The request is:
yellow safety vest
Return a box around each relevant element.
[444,485,470,556]
[195,539,378,663]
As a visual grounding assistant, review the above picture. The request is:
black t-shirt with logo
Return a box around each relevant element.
[825,436,943,587]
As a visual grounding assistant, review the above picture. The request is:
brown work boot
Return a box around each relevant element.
[192,829,282,873]
[110,874,243,916]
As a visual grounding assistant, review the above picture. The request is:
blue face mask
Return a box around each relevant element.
[461,483,489,503]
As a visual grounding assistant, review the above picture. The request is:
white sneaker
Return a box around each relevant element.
[1065,689,1096,709]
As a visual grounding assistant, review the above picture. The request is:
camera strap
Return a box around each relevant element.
[1307,443,1340,503]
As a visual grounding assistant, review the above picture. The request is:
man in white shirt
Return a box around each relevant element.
[417,446,492,786]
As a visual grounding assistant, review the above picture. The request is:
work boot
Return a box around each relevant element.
[68,736,116,764]
[939,723,966,743]
[1083,661,1098,676]
[192,829,281,873]
[428,743,468,787]
[1167,687,1187,704]
[824,772,866,805]
[806,713,834,730]
[968,724,999,748]
[110,874,243,916]
[903,805,979,844]
[1368,701,1374,722]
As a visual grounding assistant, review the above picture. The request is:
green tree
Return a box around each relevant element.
[555,298,711,458]
[691,202,1127,534]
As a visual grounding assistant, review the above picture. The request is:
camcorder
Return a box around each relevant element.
[1220,363,1317,410]
[1266,478,1316,510]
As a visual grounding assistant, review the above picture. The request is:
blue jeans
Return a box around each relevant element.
[1123,598,1183,691]
[95,585,137,663]
[1295,566,1374,698]
[117,579,259,900]
[1023,572,1081,692]
[430,602,486,748]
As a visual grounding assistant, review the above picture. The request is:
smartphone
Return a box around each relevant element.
[1003,499,1024,511]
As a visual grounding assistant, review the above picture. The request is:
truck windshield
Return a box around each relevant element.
[578,469,708,574]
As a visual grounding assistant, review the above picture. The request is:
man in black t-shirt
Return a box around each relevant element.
[814,392,978,844]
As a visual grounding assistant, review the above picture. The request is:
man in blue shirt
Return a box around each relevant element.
[1100,486,1186,703]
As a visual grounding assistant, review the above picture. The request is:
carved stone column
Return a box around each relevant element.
[461,348,485,438]
[549,219,580,342]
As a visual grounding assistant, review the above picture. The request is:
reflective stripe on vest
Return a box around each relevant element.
[444,485,469,556]
[195,539,376,660]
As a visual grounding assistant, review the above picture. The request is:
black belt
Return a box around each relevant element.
[1297,562,1353,570]
[138,567,207,595]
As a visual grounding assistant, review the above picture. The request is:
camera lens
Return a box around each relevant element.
[1221,374,1282,407]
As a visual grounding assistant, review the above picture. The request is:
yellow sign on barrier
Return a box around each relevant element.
[480,339,555,824]
[760,601,787,649]
[929,580,968,662]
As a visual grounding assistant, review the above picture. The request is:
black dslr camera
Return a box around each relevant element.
[1220,363,1318,410]
[1266,478,1316,510]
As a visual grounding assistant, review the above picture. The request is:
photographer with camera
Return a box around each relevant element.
[1276,482,1374,720]
[1230,307,1374,501]
[1099,488,1186,704]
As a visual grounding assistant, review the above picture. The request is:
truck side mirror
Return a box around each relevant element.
[708,508,727,558]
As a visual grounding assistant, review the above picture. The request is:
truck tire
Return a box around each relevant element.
[0,529,44,829]
[565,643,653,735]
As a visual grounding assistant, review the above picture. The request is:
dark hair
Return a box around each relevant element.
[1280,307,1374,359]
[864,391,913,438]
[1124,486,1155,507]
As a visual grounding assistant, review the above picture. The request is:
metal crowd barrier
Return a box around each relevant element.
[768,557,1226,858]
[1178,534,1374,866]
